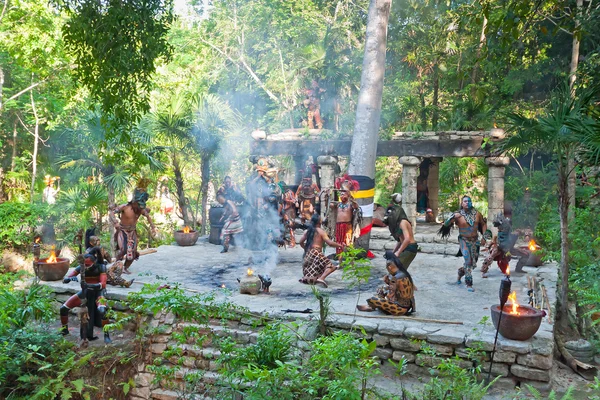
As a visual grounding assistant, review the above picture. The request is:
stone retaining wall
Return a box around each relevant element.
[128,309,555,399]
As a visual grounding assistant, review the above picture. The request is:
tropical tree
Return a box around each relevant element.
[501,85,600,328]
[152,94,197,227]
[191,94,241,235]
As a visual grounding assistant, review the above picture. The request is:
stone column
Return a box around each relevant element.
[485,156,510,235]
[399,156,420,233]
[317,155,338,219]
[427,157,442,222]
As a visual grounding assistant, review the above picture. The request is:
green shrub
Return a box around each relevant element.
[0,202,50,251]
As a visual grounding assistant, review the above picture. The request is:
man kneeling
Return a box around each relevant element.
[357,251,415,316]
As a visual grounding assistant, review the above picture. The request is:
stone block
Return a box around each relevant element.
[327,316,354,330]
[137,363,146,373]
[209,361,219,371]
[517,379,552,395]
[151,344,167,354]
[150,389,179,400]
[392,350,416,363]
[131,387,151,399]
[164,312,176,325]
[427,328,466,345]
[134,372,154,387]
[498,338,531,354]
[427,343,454,356]
[416,354,442,368]
[403,326,428,340]
[517,354,553,370]
[510,364,551,382]
[481,362,510,377]
[374,348,393,360]
[195,359,209,369]
[390,338,421,352]
[406,363,436,378]
[202,349,221,360]
[378,321,405,336]
[249,332,259,344]
[182,357,195,368]
[235,330,252,344]
[489,377,517,392]
[490,350,516,364]
[152,335,169,343]
[352,319,379,333]
[372,334,390,347]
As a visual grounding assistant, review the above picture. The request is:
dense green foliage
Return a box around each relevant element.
[0,202,49,250]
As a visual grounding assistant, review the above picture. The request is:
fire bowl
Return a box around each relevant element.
[174,230,199,246]
[491,304,545,341]
[35,257,70,281]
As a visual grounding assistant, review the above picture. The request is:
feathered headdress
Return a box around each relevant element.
[335,174,359,192]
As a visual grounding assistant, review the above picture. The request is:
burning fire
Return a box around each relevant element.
[47,246,58,263]
[508,291,520,315]
[506,265,510,276]
[35,237,41,244]
[247,268,254,276]
[528,240,539,251]
[183,226,191,234]
[221,284,226,289]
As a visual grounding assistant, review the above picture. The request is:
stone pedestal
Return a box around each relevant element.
[317,155,339,219]
[427,158,442,222]
[399,156,421,233]
[485,156,510,236]
[317,155,338,191]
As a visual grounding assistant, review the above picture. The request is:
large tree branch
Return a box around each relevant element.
[200,37,286,109]
[3,81,46,109]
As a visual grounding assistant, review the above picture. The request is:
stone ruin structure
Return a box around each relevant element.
[250,128,509,237]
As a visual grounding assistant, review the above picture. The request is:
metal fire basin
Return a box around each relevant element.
[174,230,199,246]
[491,304,545,341]
[35,257,70,281]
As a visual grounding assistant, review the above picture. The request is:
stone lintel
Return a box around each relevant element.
[250,138,496,157]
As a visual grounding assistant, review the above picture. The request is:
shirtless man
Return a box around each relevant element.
[109,184,156,274]
[438,195,490,292]
[299,214,342,287]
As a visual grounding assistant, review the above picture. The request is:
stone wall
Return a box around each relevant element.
[128,308,555,399]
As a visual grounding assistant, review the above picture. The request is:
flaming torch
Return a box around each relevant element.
[488,265,512,383]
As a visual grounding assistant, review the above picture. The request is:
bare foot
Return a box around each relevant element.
[123,269,132,275]
[315,279,328,288]
[481,273,489,278]
[357,305,375,312]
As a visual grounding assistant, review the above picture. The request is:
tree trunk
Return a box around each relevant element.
[200,154,210,235]
[568,0,583,218]
[470,13,488,88]
[173,153,191,227]
[432,66,439,129]
[107,178,116,257]
[29,90,39,203]
[0,167,6,203]
[348,0,392,252]
[11,118,17,171]
[558,163,570,329]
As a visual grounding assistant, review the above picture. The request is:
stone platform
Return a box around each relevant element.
[42,226,558,396]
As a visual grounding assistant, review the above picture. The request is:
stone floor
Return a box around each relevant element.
[40,224,565,399]
[43,225,557,337]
